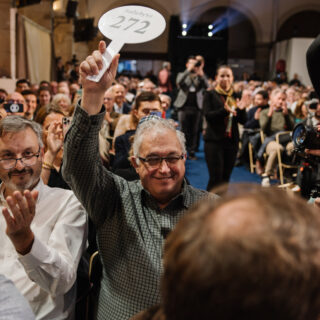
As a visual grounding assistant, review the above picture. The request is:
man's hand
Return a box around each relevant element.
[306,149,320,157]
[224,103,237,116]
[80,41,119,115]
[2,190,38,255]
[254,107,261,120]
[237,95,251,110]
[186,60,196,72]
[267,104,274,117]
[282,103,289,115]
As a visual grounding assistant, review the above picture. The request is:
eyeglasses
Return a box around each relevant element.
[0,147,41,170]
[138,154,184,169]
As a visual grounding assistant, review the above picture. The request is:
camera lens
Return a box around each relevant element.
[292,123,306,149]
[292,123,320,150]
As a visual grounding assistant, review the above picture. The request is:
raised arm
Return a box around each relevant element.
[62,42,125,226]
[79,41,119,115]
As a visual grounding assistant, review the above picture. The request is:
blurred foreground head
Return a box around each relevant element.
[163,184,320,320]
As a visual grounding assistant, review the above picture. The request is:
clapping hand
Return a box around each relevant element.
[47,121,63,156]
[2,190,38,254]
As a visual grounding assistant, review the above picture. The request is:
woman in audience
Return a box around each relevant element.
[294,98,308,123]
[203,65,247,191]
[35,106,69,189]
[51,93,74,116]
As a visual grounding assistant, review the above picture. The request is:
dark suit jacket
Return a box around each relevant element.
[203,90,247,144]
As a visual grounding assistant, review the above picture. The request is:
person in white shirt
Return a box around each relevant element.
[0,116,87,320]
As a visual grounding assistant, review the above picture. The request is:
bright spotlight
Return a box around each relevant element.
[208,25,213,30]
[182,30,187,36]
[182,23,187,29]
[208,32,213,37]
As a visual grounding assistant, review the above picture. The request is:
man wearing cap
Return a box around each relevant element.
[62,41,215,320]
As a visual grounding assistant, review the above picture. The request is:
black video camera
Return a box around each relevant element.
[292,122,320,198]
[292,122,320,152]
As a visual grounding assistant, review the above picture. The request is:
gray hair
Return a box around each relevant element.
[0,116,43,148]
[51,93,71,107]
[132,118,186,161]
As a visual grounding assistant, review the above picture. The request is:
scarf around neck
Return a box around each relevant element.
[215,84,237,109]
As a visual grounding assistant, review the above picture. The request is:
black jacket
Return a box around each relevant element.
[203,90,246,144]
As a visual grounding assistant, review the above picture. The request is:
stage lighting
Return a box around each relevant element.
[208,31,213,37]
[208,25,213,30]
[182,30,187,36]
[182,23,187,29]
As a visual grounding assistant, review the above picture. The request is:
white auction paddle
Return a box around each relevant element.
[87,5,166,82]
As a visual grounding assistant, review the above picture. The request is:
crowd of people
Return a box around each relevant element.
[0,33,320,320]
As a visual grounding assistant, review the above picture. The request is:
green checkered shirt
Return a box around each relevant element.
[62,105,213,320]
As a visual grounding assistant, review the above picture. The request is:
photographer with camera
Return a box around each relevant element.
[174,56,208,160]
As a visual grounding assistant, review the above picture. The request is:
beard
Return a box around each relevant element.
[5,167,40,192]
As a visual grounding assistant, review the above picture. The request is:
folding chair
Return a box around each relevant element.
[275,131,298,185]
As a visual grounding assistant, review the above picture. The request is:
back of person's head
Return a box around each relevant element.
[133,91,161,110]
[162,185,320,320]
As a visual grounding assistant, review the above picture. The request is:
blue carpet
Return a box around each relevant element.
[185,138,262,190]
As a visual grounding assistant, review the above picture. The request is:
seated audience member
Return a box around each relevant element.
[0,89,7,104]
[39,80,50,88]
[244,90,269,129]
[34,106,67,189]
[238,90,269,172]
[113,83,131,114]
[119,80,135,104]
[62,41,215,319]
[102,87,121,139]
[159,94,172,119]
[38,86,52,110]
[142,79,156,92]
[289,73,302,87]
[0,116,87,319]
[50,81,58,95]
[2,92,26,117]
[0,274,35,320]
[22,90,37,120]
[57,81,70,97]
[158,62,172,95]
[51,93,74,116]
[112,91,163,172]
[159,185,320,320]
[286,87,299,113]
[258,89,295,185]
[15,78,30,93]
[293,98,308,123]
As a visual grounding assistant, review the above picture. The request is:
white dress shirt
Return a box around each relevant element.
[0,179,87,320]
